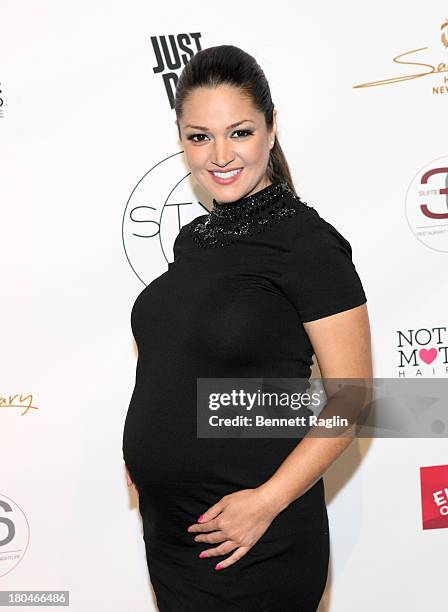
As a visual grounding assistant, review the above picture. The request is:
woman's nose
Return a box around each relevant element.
[211,139,235,167]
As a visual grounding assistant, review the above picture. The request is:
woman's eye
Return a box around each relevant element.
[187,129,253,143]
[232,129,253,138]
[188,134,208,143]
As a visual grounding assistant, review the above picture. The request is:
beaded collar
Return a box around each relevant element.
[189,181,311,248]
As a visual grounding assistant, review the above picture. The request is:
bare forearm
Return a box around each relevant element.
[258,434,354,513]
[259,378,371,513]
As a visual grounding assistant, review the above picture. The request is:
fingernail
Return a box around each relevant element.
[215,563,222,570]
[199,552,206,558]
[197,514,204,522]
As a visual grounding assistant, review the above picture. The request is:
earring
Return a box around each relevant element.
[271,140,275,146]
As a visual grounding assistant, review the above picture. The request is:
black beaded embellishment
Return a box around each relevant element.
[189,181,313,248]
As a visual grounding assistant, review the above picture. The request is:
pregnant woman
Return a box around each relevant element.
[123,44,372,611]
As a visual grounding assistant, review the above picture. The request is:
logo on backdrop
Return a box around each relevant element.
[405,155,448,252]
[0,81,5,119]
[0,394,39,416]
[122,152,210,285]
[151,33,203,108]
[396,326,448,376]
[354,17,448,92]
[420,464,448,530]
[123,35,207,283]
[0,494,30,577]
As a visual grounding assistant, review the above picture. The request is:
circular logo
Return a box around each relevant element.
[405,155,448,252]
[0,493,30,577]
[122,152,211,285]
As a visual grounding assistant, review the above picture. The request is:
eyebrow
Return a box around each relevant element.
[184,119,255,131]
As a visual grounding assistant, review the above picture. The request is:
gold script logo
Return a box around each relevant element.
[354,18,448,90]
[0,394,39,416]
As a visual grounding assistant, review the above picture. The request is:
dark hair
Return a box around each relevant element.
[174,45,297,196]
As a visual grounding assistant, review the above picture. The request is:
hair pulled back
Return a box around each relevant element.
[174,45,297,195]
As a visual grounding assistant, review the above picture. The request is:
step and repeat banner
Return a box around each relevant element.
[1,1,447,610]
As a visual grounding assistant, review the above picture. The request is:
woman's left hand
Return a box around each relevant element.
[186,486,285,570]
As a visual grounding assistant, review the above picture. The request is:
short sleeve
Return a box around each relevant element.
[283,212,367,322]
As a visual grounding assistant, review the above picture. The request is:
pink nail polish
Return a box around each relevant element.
[215,563,222,570]
[199,552,206,558]
[198,514,204,522]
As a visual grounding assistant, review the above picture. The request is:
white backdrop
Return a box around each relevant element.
[1,1,447,610]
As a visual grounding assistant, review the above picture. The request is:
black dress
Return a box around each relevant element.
[122,181,367,611]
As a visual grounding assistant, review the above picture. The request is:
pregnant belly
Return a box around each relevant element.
[123,384,305,489]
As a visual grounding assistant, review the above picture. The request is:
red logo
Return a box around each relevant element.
[420,464,448,530]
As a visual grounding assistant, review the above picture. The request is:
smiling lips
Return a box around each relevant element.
[209,168,243,184]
